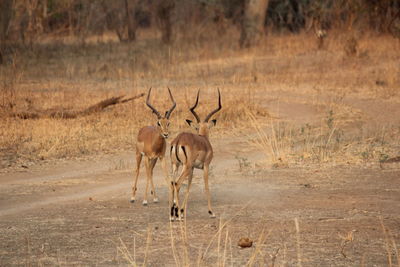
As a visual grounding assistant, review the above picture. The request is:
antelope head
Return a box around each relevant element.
[185,89,222,138]
[146,87,176,139]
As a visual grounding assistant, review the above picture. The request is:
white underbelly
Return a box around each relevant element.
[193,160,204,169]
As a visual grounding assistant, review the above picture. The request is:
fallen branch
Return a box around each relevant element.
[9,93,145,119]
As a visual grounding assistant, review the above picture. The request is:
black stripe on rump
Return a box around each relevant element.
[174,145,181,163]
[181,146,187,161]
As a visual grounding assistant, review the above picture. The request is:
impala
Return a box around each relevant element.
[170,89,222,220]
[131,87,176,205]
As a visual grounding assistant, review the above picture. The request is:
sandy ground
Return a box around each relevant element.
[0,133,399,266]
[1,86,400,266]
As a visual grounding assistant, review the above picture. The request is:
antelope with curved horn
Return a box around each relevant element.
[170,89,222,220]
[131,88,176,205]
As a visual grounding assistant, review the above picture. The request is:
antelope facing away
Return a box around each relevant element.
[131,88,176,205]
[170,89,222,220]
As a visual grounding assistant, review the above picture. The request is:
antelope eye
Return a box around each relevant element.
[157,121,161,126]
[167,122,170,127]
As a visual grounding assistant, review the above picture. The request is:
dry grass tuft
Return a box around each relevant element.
[246,106,400,167]
[1,32,399,169]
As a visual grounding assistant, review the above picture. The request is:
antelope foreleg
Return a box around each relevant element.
[143,158,151,206]
[149,158,158,203]
[131,152,142,203]
[171,165,191,221]
[204,165,215,218]
[181,169,194,218]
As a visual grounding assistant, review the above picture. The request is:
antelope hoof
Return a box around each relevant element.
[153,197,159,203]
[175,214,183,221]
[142,200,148,206]
[130,197,135,203]
[209,210,216,218]
[170,205,175,218]
[175,208,184,221]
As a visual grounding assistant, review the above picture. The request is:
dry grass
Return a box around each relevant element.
[247,108,400,167]
[0,30,399,169]
[113,207,400,267]
[113,201,276,267]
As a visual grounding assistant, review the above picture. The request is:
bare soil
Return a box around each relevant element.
[1,128,399,266]
[1,37,400,265]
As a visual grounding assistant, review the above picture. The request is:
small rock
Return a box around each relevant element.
[375,80,387,86]
[238,237,253,248]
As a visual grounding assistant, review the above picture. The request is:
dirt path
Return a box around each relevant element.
[1,94,400,265]
[1,134,399,266]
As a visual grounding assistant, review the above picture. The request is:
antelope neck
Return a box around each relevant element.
[198,132,209,139]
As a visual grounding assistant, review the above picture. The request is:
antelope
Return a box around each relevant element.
[170,89,222,220]
[131,87,176,205]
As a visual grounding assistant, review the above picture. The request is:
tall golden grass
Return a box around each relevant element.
[0,31,399,168]
[114,207,400,266]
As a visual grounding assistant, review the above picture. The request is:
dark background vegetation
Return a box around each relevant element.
[1,0,399,62]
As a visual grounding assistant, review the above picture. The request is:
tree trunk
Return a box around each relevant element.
[68,0,74,36]
[0,0,13,64]
[125,0,137,42]
[240,0,269,48]
[41,0,48,33]
[156,0,175,44]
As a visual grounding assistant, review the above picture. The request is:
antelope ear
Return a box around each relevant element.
[186,119,193,126]
[209,119,217,128]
